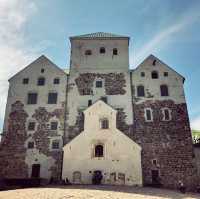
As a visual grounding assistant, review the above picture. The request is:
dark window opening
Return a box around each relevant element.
[28,142,34,149]
[164,109,170,120]
[137,85,145,97]
[152,159,157,165]
[96,81,102,88]
[52,140,60,149]
[85,50,92,55]
[88,100,92,107]
[152,60,157,66]
[160,85,169,96]
[100,47,105,54]
[48,92,58,104]
[113,48,118,55]
[37,77,45,86]
[54,78,60,84]
[141,72,145,77]
[101,119,109,129]
[164,72,168,77]
[27,93,37,104]
[51,121,58,130]
[95,145,104,157]
[28,122,35,131]
[41,68,45,73]
[100,96,107,103]
[146,109,152,121]
[23,78,29,84]
[151,71,159,79]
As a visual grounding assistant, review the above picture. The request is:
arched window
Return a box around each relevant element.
[151,71,158,79]
[160,85,169,96]
[100,118,109,129]
[85,49,92,55]
[113,48,118,55]
[37,77,45,86]
[137,85,145,97]
[100,47,105,54]
[95,145,104,157]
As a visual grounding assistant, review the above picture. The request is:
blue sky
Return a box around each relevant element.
[0,0,200,131]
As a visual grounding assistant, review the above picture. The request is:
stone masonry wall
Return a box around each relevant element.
[75,73,126,95]
[133,100,197,190]
[0,101,29,178]
[0,101,65,181]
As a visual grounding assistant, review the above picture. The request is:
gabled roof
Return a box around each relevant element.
[9,55,67,81]
[132,54,185,82]
[84,99,117,114]
[70,32,129,40]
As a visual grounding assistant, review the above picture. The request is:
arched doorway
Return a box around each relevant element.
[73,171,81,184]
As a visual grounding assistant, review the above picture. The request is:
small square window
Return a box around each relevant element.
[52,140,60,149]
[141,72,145,77]
[23,78,29,84]
[28,122,35,131]
[164,72,168,77]
[96,81,102,88]
[27,93,38,105]
[48,93,58,104]
[28,142,34,149]
[54,78,60,84]
[51,122,58,130]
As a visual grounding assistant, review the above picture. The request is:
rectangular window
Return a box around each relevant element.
[23,78,29,84]
[27,93,38,104]
[37,77,45,86]
[52,140,60,149]
[54,78,60,84]
[96,81,102,88]
[28,122,35,131]
[101,119,109,129]
[28,142,34,149]
[145,109,153,121]
[51,121,58,130]
[48,92,58,104]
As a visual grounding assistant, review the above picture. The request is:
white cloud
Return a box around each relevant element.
[191,116,200,131]
[0,0,38,129]
[131,4,200,66]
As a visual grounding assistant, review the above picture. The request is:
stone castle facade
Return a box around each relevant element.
[0,32,197,190]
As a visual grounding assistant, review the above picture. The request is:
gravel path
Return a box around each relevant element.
[0,185,199,199]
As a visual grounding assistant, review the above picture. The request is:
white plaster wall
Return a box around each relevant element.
[3,55,68,179]
[131,55,185,104]
[62,101,142,186]
[70,39,129,71]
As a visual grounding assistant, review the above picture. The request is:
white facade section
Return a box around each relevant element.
[62,100,142,186]
[70,39,129,71]
[132,55,185,104]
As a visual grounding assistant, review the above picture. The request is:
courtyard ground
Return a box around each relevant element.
[0,185,199,199]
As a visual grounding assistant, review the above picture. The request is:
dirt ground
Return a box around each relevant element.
[0,185,199,199]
